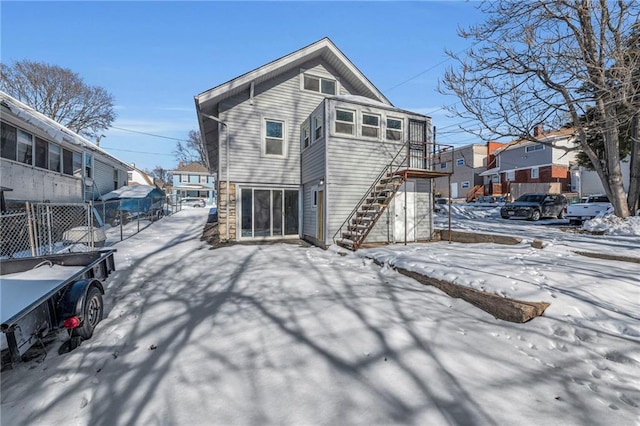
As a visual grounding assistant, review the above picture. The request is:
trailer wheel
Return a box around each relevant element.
[76,286,103,340]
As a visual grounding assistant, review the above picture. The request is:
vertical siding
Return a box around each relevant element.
[95,160,114,197]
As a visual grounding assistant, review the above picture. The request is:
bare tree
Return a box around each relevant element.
[146,166,170,185]
[441,1,640,217]
[0,60,116,141]
[175,130,209,169]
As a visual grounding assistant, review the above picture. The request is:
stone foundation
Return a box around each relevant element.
[218,182,237,241]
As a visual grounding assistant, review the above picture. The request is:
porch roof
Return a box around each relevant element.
[479,167,501,176]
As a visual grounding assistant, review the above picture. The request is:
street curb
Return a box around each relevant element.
[573,251,640,264]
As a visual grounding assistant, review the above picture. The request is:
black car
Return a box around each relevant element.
[500,193,568,221]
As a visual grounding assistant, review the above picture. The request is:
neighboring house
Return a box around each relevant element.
[571,158,631,197]
[0,91,130,203]
[195,37,452,249]
[169,162,215,204]
[480,127,577,198]
[128,165,155,186]
[432,143,501,201]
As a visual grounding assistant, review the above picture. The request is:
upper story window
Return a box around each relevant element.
[17,129,33,165]
[49,143,61,172]
[180,174,188,183]
[335,109,355,135]
[386,117,403,141]
[313,115,323,141]
[362,113,380,139]
[264,119,285,157]
[456,158,465,166]
[200,175,208,184]
[505,170,515,181]
[302,121,310,149]
[303,74,337,95]
[525,143,544,153]
[63,149,74,176]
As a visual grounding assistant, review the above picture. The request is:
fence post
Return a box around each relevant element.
[88,201,94,250]
[26,202,37,257]
[119,200,124,241]
[46,204,53,253]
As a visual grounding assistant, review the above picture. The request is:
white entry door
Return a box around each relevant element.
[450,182,458,199]
[394,181,416,242]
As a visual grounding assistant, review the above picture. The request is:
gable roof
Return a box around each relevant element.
[194,37,392,111]
[494,127,576,155]
[171,162,210,173]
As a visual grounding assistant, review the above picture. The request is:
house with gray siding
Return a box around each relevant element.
[195,38,452,249]
[481,127,577,198]
[0,91,130,205]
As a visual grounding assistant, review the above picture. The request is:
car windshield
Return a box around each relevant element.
[516,194,546,203]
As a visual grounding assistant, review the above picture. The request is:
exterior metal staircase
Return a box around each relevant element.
[333,140,413,251]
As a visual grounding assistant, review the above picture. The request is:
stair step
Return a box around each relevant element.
[375,182,402,191]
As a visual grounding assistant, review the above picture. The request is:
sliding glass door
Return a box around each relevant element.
[240,188,299,238]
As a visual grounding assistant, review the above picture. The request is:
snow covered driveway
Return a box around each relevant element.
[1,208,639,425]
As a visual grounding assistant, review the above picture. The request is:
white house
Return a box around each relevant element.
[0,91,130,204]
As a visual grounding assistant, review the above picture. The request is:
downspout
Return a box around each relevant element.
[202,113,230,241]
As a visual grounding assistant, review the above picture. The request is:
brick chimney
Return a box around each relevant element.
[179,161,184,168]
[533,125,543,137]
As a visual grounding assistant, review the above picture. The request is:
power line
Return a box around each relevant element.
[110,126,190,142]
[100,146,176,156]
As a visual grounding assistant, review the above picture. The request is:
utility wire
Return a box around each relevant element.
[110,126,190,142]
[100,146,176,156]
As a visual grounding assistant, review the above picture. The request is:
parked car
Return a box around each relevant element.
[566,194,612,225]
[181,197,206,208]
[207,207,218,224]
[500,193,568,221]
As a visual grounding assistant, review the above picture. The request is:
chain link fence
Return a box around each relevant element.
[0,196,174,259]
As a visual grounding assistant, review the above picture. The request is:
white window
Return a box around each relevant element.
[505,170,515,181]
[456,158,465,166]
[386,117,403,141]
[335,109,354,135]
[17,129,33,165]
[531,167,539,179]
[439,162,448,169]
[200,175,208,183]
[180,174,188,183]
[302,122,310,149]
[525,144,544,153]
[303,74,337,95]
[127,171,133,181]
[362,113,380,139]
[264,119,285,157]
[461,181,471,189]
[313,115,323,141]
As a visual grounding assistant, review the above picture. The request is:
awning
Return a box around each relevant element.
[479,167,501,176]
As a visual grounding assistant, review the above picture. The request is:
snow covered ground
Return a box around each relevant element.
[1,207,639,425]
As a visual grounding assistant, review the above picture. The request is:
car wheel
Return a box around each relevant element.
[569,219,581,226]
[501,215,510,219]
[557,209,565,219]
[75,286,103,340]
[530,210,541,221]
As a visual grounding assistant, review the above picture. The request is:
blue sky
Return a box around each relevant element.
[2,1,485,171]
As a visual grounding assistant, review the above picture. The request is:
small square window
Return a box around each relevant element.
[456,158,465,166]
[386,118,403,141]
[180,174,189,183]
[321,79,336,95]
[335,109,354,135]
[303,73,337,95]
[531,167,539,179]
[362,113,380,139]
[461,181,471,189]
[505,170,515,181]
[440,162,448,169]
[304,75,320,92]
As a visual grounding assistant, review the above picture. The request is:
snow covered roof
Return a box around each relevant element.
[0,91,131,170]
[479,166,501,176]
[100,185,164,201]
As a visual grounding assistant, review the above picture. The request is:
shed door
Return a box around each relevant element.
[394,181,416,242]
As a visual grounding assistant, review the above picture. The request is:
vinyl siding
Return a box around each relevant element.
[415,179,434,240]
[218,59,355,186]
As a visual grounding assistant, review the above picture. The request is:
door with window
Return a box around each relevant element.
[241,188,298,238]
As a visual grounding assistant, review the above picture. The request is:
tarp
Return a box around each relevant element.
[100,185,165,201]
